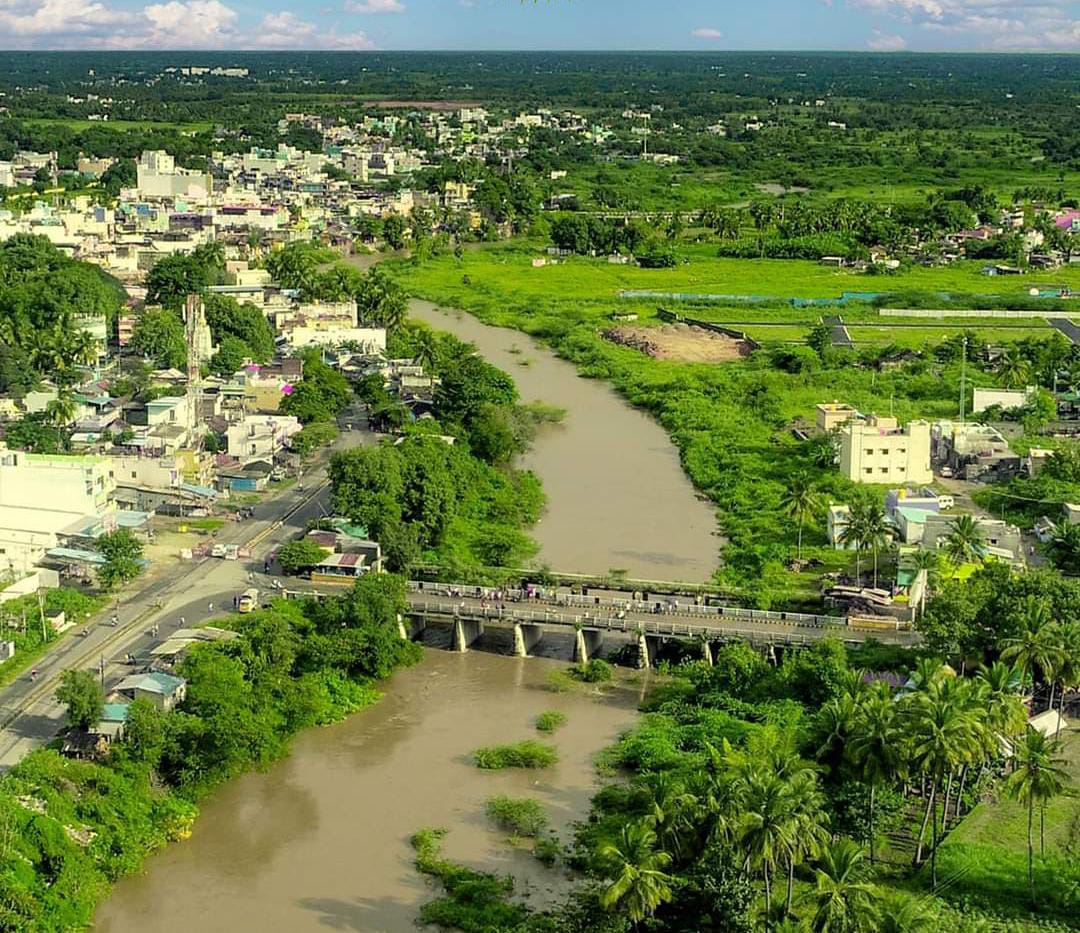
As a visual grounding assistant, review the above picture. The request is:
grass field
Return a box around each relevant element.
[21,117,214,134]
[948,724,1080,855]
[445,242,1080,306]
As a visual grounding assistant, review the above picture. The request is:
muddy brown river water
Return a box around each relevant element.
[409,299,718,582]
[95,653,644,933]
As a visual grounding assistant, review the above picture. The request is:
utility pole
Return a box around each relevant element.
[959,336,968,423]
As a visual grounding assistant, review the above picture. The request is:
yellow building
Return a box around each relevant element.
[839,416,932,485]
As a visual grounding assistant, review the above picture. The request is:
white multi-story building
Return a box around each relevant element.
[226,415,302,463]
[0,449,117,578]
[839,417,932,485]
[136,150,212,200]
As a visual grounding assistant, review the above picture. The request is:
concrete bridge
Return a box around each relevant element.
[400,583,920,667]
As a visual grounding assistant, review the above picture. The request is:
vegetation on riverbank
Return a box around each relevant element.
[332,324,551,579]
[0,575,420,930]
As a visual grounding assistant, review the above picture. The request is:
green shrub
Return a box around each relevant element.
[570,659,613,683]
[533,835,562,867]
[473,740,558,770]
[485,796,548,837]
[535,710,567,733]
[411,828,530,932]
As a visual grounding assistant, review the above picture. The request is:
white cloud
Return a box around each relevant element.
[847,0,1080,48]
[0,0,377,48]
[344,0,404,12]
[691,26,724,40]
[867,28,908,49]
[254,10,375,48]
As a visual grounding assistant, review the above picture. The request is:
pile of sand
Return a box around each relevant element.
[604,322,751,363]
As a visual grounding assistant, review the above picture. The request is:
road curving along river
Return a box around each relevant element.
[95,652,645,933]
[409,299,718,583]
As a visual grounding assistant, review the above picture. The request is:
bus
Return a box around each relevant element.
[238,588,259,613]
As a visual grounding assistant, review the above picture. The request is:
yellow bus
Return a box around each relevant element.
[238,588,259,613]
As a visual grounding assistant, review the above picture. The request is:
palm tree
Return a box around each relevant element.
[1052,620,1080,738]
[597,821,674,928]
[739,771,797,922]
[816,692,860,774]
[1006,727,1071,902]
[638,772,697,861]
[781,473,822,560]
[1049,521,1080,574]
[1001,597,1064,705]
[998,349,1032,389]
[807,839,880,933]
[974,661,1027,767]
[839,507,870,585]
[848,684,903,863]
[863,508,892,590]
[781,771,829,915]
[907,688,977,886]
[44,392,77,428]
[876,892,937,933]
[412,328,440,371]
[943,514,985,567]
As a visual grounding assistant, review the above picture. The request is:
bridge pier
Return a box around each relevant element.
[701,639,714,666]
[453,617,484,653]
[574,628,604,663]
[637,633,658,670]
[513,622,544,657]
[400,614,427,641]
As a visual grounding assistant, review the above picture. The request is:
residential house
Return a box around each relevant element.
[839,416,932,485]
[226,414,302,463]
[932,421,1020,482]
[114,671,187,710]
[816,401,859,433]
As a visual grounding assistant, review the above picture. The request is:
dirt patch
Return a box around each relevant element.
[603,323,753,363]
[362,100,483,110]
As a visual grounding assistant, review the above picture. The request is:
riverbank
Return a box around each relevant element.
[96,652,644,932]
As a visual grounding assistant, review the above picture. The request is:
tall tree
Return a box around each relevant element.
[1006,727,1071,902]
[597,821,674,928]
[943,514,985,567]
[848,683,903,863]
[780,472,822,561]
[55,669,104,731]
[807,839,880,933]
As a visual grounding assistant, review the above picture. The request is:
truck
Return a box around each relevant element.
[237,588,259,613]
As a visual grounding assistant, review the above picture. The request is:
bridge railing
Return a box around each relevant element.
[405,581,909,632]
[408,601,919,645]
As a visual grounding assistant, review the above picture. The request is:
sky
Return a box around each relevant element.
[1,0,1080,52]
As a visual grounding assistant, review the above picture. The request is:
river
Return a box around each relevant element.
[95,653,644,933]
[408,299,718,582]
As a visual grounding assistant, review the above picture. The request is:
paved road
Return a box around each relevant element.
[1048,318,1080,345]
[822,314,855,349]
[0,422,366,770]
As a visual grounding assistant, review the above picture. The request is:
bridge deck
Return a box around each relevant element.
[408,597,920,646]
